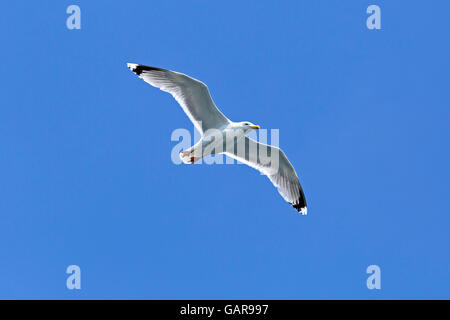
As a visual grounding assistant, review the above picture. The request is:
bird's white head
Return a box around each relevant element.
[237,121,260,133]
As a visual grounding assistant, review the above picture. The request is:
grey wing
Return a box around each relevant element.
[127,63,230,133]
[225,137,307,214]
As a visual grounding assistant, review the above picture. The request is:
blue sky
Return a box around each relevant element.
[1,1,449,299]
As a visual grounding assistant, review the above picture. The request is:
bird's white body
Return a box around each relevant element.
[180,122,255,164]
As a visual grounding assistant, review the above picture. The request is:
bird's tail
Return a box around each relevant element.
[179,150,202,164]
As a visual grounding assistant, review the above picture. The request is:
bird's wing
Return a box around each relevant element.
[225,137,307,214]
[127,63,230,133]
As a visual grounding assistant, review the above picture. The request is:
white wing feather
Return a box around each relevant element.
[127,63,230,133]
[225,137,307,214]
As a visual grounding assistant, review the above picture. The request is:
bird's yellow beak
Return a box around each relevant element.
[251,125,260,129]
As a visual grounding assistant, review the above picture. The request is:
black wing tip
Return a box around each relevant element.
[290,183,307,215]
[127,63,166,75]
[292,203,307,215]
[291,194,307,215]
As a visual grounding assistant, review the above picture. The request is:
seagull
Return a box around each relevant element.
[127,63,307,215]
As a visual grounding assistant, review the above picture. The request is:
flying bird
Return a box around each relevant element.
[127,63,307,214]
